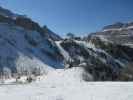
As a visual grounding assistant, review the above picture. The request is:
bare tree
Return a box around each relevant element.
[3,67,11,79]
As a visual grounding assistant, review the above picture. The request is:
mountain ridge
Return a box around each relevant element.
[0,6,133,81]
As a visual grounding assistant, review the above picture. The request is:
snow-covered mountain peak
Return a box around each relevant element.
[103,22,133,31]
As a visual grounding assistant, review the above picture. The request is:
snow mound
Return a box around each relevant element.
[39,67,85,85]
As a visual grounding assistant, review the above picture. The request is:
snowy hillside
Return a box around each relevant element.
[57,38,133,81]
[0,22,64,75]
[0,6,65,78]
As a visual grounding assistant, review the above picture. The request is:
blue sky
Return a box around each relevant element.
[0,0,133,37]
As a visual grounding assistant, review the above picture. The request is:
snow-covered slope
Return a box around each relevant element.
[0,6,65,77]
[0,22,63,76]
[55,41,71,61]
[58,38,133,81]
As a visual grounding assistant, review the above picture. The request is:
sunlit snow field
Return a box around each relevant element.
[0,68,133,100]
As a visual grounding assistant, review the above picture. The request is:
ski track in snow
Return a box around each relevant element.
[55,41,71,61]
[0,67,133,100]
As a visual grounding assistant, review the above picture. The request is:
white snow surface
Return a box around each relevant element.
[0,67,133,100]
